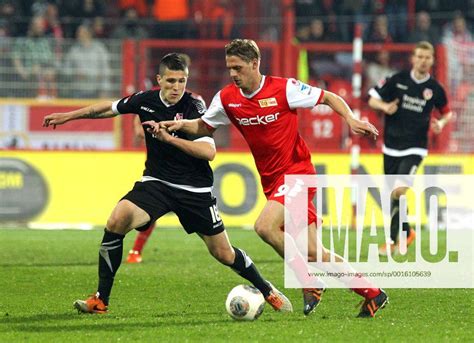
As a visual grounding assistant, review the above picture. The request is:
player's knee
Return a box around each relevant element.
[392,187,408,199]
[254,220,275,242]
[211,247,235,265]
[106,215,128,234]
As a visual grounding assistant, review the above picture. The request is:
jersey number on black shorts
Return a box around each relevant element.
[209,204,222,224]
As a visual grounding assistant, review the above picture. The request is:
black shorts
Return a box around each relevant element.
[384,154,423,175]
[121,181,224,236]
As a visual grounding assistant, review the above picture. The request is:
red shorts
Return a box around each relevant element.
[266,175,318,225]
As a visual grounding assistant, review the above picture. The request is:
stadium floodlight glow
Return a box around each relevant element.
[283,174,474,288]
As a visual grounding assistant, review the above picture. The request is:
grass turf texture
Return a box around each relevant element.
[0,227,471,342]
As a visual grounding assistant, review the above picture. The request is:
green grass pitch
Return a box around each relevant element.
[0,227,472,342]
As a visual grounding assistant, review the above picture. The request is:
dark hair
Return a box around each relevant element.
[159,53,188,75]
[225,39,261,62]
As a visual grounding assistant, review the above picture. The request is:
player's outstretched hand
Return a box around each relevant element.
[159,120,184,132]
[349,118,379,140]
[43,113,70,129]
[142,120,174,143]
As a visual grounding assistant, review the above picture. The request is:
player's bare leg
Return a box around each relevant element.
[74,200,150,313]
[254,201,327,314]
[255,200,386,317]
[199,231,292,312]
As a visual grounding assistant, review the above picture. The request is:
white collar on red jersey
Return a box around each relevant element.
[240,75,266,98]
[410,70,430,84]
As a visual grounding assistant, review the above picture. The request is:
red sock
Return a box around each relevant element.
[349,275,381,299]
[288,254,324,289]
[132,224,155,252]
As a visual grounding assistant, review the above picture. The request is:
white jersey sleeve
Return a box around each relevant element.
[201,91,231,128]
[111,100,120,114]
[286,78,324,110]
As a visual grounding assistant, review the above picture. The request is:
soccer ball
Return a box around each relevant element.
[225,284,265,321]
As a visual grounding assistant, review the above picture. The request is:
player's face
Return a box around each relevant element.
[157,68,188,104]
[412,48,434,75]
[225,55,259,92]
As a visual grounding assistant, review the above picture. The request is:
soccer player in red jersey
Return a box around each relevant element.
[146,39,387,317]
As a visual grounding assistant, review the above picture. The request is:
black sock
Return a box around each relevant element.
[97,229,124,305]
[402,222,410,234]
[229,246,272,297]
[390,198,400,243]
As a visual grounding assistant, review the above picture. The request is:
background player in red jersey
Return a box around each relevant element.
[147,39,387,318]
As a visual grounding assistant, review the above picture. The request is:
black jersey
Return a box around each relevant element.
[113,90,213,188]
[369,70,450,154]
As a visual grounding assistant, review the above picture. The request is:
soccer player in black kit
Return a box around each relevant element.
[368,41,452,256]
[43,53,292,313]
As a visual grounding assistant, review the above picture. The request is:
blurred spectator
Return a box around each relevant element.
[295,0,320,31]
[442,12,473,44]
[365,51,396,89]
[43,2,63,40]
[309,19,337,42]
[367,14,393,43]
[383,0,407,42]
[338,0,373,42]
[66,0,105,18]
[194,0,236,39]
[0,0,21,36]
[112,8,148,40]
[295,0,340,41]
[11,15,57,97]
[0,19,12,96]
[92,16,108,38]
[443,13,473,91]
[152,0,191,39]
[408,11,439,44]
[60,0,106,38]
[118,0,148,17]
[62,24,111,98]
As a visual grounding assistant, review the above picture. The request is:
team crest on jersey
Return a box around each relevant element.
[258,97,278,108]
[377,78,386,88]
[174,113,183,120]
[423,88,433,100]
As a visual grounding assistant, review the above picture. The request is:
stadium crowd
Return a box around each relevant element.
[0,0,471,42]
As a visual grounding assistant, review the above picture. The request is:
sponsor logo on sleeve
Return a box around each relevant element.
[377,78,386,88]
[258,98,278,108]
[299,83,311,95]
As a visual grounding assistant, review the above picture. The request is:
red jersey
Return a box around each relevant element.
[202,76,324,195]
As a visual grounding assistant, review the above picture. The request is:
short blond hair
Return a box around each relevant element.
[225,39,261,62]
[413,41,435,55]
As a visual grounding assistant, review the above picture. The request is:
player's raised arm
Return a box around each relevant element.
[43,101,116,128]
[321,90,379,139]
